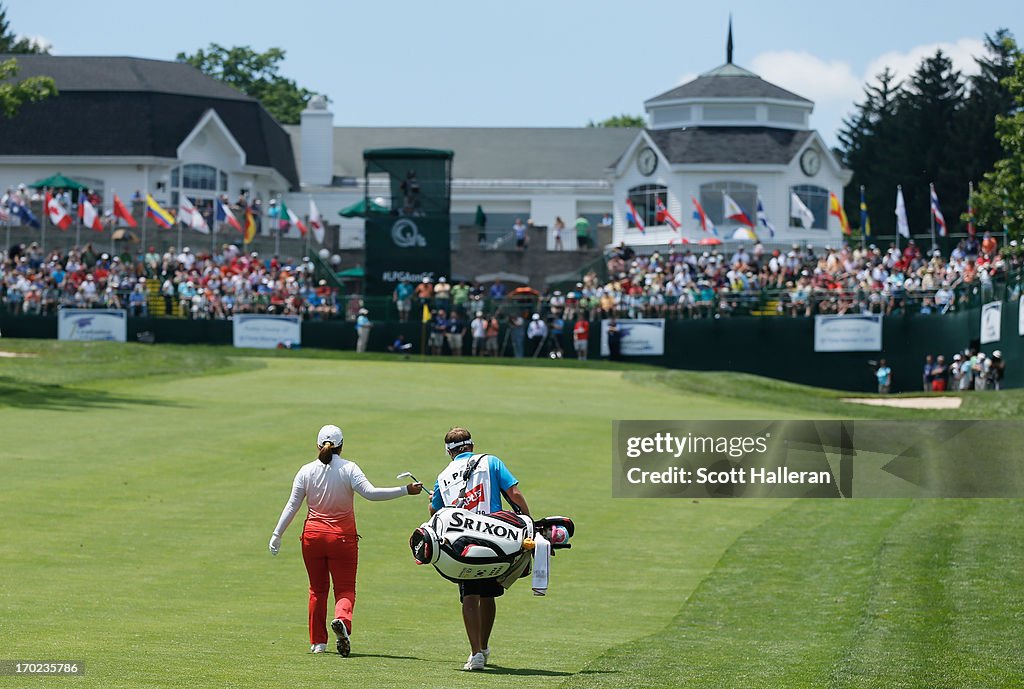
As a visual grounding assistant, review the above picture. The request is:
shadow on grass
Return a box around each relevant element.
[0,379,184,411]
[485,664,594,677]
[347,653,432,661]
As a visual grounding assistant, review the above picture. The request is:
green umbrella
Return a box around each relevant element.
[338,198,389,218]
[335,266,365,279]
[29,173,88,190]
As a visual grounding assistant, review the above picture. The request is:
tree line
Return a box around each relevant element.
[837,29,1020,239]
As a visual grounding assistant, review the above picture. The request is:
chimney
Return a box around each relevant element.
[300,95,334,187]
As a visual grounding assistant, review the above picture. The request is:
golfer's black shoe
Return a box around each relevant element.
[331,618,350,657]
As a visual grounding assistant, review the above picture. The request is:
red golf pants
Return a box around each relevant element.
[301,522,358,645]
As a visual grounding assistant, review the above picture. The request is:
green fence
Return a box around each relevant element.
[2,297,1019,394]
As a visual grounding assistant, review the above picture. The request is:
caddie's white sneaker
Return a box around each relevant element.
[463,652,485,671]
[311,643,327,653]
[331,618,351,657]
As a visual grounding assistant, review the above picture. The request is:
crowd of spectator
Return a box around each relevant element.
[1,243,338,320]
[595,235,1022,319]
[4,232,1023,328]
[921,349,1006,392]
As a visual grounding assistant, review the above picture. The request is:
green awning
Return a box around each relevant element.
[335,266,365,279]
[29,173,88,190]
[338,198,390,218]
[362,148,454,160]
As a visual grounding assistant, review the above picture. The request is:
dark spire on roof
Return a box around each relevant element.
[727,15,734,64]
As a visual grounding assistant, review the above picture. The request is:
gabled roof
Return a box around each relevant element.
[4,54,254,101]
[286,126,639,180]
[0,55,298,188]
[646,127,814,165]
[646,63,812,105]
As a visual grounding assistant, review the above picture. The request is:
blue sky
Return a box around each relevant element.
[8,1,1022,147]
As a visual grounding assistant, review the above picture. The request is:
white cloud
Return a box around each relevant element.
[751,51,862,106]
[17,34,54,54]
[865,38,985,85]
[746,38,988,146]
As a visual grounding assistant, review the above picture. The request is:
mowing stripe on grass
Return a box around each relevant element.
[564,499,1024,689]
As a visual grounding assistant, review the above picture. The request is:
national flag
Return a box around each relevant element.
[654,197,680,230]
[112,194,137,228]
[859,186,871,237]
[930,183,947,237]
[11,199,40,228]
[790,192,814,230]
[286,205,308,236]
[244,207,257,243]
[966,183,976,238]
[723,193,753,227]
[277,199,292,232]
[895,186,910,238]
[179,195,209,234]
[309,199,325,243]
[691,196,717,236]
[46,191,73,230]
[10,200,40,229]
[146,194,175,229]
[828,192,851,236]
[216,198,243,234]
[756,194,776,237]
[80,196,104,232]
[624,198,645,233]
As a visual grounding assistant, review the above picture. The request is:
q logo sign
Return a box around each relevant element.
[392,219,427,248]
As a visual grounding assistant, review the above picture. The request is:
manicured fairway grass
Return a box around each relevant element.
[1,341,1021,688]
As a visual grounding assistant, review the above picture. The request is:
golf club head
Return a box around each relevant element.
[396,471,414,480]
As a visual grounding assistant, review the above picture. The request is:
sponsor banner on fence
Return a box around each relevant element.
[814,314,882,352]
[600,318,665,357]
[980,301,1002,344]
[57,309,127,342]
[613,420,1024,498]
[232,314,302,349]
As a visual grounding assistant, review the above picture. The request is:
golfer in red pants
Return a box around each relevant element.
[270,424,422,655]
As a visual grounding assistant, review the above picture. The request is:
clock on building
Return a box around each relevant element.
[637,146,658,176]
[799,148,821,177]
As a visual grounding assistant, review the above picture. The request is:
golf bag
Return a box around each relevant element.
[409,507,574,588]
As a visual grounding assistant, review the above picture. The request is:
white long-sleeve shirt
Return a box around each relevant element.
[273,455,406,536]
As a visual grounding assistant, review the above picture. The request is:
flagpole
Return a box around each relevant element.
[895,185,901,255]
[211,199,216,258]
[109,188,116,257]
[929,183,936,251]
[305,193,312,258]
[142,170,149,260]
[274,194,281,257]
[41,187,48,255]
[859,185,866,251]
[177,195,183,255]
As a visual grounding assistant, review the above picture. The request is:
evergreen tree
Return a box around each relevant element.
[0,3,49,54]
[838,68,902,235]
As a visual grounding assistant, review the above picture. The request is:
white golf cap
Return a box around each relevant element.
[317,424,343,447]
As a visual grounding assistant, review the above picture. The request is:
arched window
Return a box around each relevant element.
[699,182,757,227]
[790,184,828,230]
[171,164,227,192]
[627,184,667,228]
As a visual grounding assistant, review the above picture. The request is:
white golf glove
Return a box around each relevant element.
[269,533,282,556]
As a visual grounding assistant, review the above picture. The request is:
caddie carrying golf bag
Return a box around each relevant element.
[409,507,575,589]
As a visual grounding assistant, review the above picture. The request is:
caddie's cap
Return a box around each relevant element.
[317,424,343,448]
